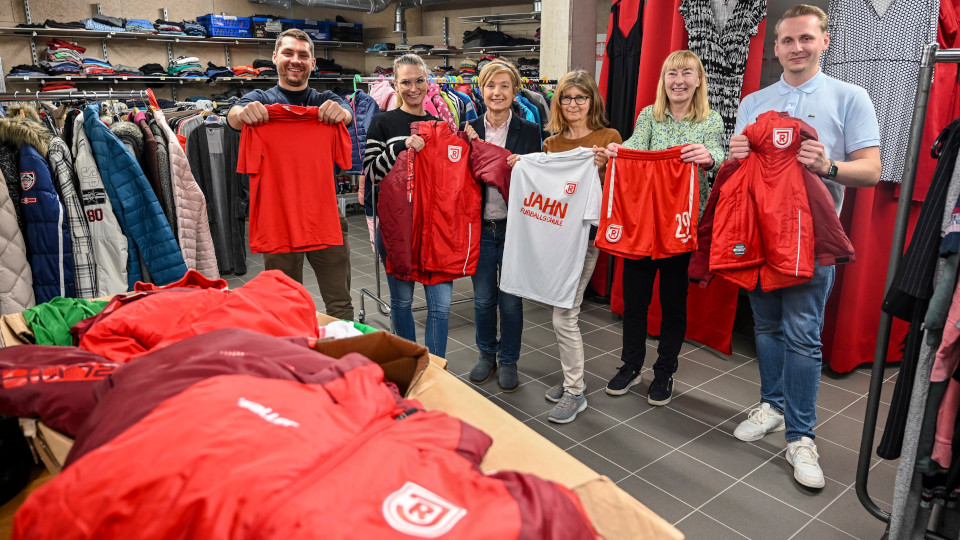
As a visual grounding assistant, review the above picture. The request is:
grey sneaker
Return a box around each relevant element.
[468,352,497,384]
[547,391,587,424]
[545,383,564,403]
[545,382,585,403]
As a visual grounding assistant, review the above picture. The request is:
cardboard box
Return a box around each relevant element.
[316,315,682,539]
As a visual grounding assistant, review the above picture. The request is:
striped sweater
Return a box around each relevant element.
[362,108,437,185]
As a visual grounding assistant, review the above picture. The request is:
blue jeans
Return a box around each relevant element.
[376,228,453,358]
[748,263,836,442]
[471,220,523,365]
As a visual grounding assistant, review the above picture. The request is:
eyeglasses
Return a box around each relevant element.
[560,95,590,105]
[397,78,427,89]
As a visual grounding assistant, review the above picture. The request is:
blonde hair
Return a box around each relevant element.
[477,60,521,93]
[392,54,429,108]
[274,29,314,57]
[545,70,609,134]
[652,50,710,123]
[775,4,829,37]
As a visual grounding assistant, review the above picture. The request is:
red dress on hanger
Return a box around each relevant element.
[603,0,766,355]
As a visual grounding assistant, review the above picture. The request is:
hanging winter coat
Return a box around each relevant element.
[152,109,219,280]
[368,79,398,112]
[83,104,187,288]
[0,169,34,315]
[345,89,379,175]
[187,123,246,275]
[47,136,97,299]
[18,143,75,303]
[72,112,128,297]
[146,119,177,236]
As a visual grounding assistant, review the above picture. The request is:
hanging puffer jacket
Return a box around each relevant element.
[0,168,34,315]
[72,112,129,296]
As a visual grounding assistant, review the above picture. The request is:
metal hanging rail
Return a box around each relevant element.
[857,43,960,539]
[0,89,148,101]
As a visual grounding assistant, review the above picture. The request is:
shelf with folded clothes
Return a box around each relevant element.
[0,27,364,48]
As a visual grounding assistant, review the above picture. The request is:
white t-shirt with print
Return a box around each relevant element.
[500,147,602,308]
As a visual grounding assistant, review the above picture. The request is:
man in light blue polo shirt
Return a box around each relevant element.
[728,4,881,490]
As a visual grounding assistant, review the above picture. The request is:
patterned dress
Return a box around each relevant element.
[680,0,767,152]
[821,0,939,183]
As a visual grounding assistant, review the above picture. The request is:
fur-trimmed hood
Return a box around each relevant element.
[110,120,144,159]
[4,103,42,123]
[0,117,53,157]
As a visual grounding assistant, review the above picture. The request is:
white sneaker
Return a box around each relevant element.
[733,403,785,442]
[786,437,825,489]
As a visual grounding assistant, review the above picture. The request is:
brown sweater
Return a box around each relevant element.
[542,127,622,180]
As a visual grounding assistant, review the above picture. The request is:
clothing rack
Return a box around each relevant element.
[352,75,556,86]
[0,89,149,101]
[857,43,960,539]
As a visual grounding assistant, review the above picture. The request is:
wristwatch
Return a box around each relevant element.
[825,160,838,180]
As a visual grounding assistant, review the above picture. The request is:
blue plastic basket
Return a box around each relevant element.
[197,14,250,29]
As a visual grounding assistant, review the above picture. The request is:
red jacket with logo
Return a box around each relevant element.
[691,112,855,291]
[378,122,490,284]
[15,330,599,540]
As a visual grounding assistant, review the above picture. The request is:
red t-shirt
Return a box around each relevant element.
[237,104,352,254]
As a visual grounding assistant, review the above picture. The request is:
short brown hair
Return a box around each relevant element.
[775,4,828,37]
[477,60,521,93]
[274,28,314,57]
[545,70,609,134]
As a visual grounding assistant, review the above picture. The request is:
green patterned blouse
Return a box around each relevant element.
[621,105,725,217]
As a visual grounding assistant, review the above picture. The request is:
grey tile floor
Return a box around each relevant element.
[225,212,900,539]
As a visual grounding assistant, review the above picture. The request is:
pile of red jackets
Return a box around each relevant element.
[14,329,599,539]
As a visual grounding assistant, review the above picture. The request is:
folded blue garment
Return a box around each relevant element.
[83,18,126,32]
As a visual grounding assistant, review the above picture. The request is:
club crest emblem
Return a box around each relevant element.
[447,145,462,162]
[20,172,35,191]
[605,224,623,243]
[382,482,467,538]
[564,182,578,195]
[773,128,793,149]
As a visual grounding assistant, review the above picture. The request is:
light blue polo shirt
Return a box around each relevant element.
[734,70,880,214]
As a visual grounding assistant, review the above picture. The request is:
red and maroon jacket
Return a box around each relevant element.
[16,329,599,540]
[689,112,854,290]
[379,121,511,285]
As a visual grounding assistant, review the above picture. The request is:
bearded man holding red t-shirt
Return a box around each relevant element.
[228,29,356,320]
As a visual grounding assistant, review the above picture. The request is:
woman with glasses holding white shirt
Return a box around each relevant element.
[363,54,453,358]
[529,70,621,423]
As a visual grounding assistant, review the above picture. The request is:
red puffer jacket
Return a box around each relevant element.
[15,330,599,540]
[76,270,319,362]
[691,111,854,291]
[380,122,511,285]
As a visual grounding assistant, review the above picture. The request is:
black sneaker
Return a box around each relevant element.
[647,375,673,406]
[605,364,641,396]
